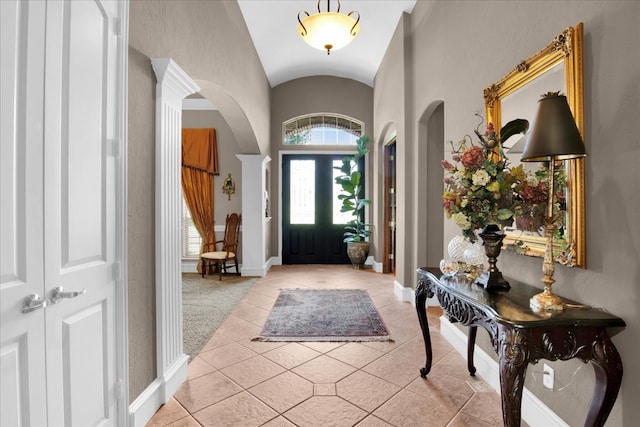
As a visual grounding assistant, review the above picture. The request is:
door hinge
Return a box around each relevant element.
[116,379,124,400]
[113,18,122,37]
[112,262,121,280]
[109,139,121,158]
[388,253,394,260]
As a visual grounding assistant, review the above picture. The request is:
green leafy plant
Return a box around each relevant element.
[334,135,372,243]
[284,130,310,145]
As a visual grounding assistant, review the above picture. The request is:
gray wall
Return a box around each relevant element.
[127,0,270,400]
[373,13,412,285]
[373,1,638,424]
[270,76,374,259]
[127,45,157,398]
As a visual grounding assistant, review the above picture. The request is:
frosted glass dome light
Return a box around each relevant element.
[298,1,360,55]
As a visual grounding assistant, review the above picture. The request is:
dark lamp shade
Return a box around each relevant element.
[521,93,586,162]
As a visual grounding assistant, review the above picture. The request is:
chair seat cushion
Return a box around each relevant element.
[201,251,235,260]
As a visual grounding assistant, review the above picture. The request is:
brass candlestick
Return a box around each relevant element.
[529,159,564,311]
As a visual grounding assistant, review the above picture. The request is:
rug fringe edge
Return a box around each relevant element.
[252,336,394,343]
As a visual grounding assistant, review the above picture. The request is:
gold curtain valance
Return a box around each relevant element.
[182,128,219,175]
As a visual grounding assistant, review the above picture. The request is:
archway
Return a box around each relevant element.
[195,80,262,155]
[417,101,445,267]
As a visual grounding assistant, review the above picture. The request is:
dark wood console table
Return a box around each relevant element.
[416,267,625,427]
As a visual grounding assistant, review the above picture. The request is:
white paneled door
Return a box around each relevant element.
[1,1,127,425]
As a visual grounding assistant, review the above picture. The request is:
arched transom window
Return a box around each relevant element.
[283,113,363,145]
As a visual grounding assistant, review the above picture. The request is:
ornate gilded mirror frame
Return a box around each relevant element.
[484,23,585,268]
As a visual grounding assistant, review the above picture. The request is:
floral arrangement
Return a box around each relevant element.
[442,116,569,244]
[441,118,529,241]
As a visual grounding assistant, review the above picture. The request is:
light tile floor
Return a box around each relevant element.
[146,264,515,427]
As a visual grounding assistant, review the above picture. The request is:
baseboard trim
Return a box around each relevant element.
[241,262,269,277]
[241,268,267,276]
[366,256,381,272]
[182,258,198,273]
[161,354,189,401]
[270,256,282,266]
[395,282,439,307]
[394,280,413,302]
[129,378,163,427]
[128,354,189,427]
[439,317,568,427]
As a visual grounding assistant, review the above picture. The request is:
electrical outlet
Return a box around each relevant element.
[543,363,554,390]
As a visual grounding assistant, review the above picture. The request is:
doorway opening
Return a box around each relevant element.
[383,140,397,274]
[282,154,364,264]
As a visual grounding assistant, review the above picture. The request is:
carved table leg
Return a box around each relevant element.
[467,326,477,376]
[499,327,530,427]
[585,330,623,427]
[415,277,434,377]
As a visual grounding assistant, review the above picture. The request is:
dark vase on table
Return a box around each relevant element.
[475,224,510,291]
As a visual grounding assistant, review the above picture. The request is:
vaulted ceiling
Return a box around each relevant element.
[237,0,417,87]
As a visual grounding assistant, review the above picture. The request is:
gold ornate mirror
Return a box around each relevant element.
[484,23,585,267]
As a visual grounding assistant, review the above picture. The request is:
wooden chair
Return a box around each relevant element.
[200,213,241,280]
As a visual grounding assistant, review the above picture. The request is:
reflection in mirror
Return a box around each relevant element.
[501,63,563,168]
[484,23,585,268]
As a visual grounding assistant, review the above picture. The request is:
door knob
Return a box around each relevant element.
[22,294,48,314]
[49,286,86,304]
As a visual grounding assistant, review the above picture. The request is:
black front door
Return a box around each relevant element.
[282,154,352,264]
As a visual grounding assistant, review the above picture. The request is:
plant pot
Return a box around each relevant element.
[347,242,370,269]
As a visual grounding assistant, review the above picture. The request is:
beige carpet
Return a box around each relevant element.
[182,273,258,359]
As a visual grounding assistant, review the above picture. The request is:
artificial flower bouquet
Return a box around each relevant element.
[441,119,529,241]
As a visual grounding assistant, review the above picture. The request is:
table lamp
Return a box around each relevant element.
[521,92,586,311]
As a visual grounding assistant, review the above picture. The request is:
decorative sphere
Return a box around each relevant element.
[463,241,485,266]
[439,259,459,276]
[448,236,471,261]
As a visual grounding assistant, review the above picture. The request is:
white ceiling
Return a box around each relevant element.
[237,0,417,87]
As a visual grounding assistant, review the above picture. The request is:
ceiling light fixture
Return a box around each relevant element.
[298,0,360,55]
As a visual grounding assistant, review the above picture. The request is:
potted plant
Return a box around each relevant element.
[334,135,372,268]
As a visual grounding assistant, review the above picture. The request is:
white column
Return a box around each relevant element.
[237,154,271,276]
[151,58,199,401]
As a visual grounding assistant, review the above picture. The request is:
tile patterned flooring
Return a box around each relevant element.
[146,265,510,427]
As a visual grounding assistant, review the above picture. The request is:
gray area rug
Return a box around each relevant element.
[182,273,258,359]
[254,289,392,342]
